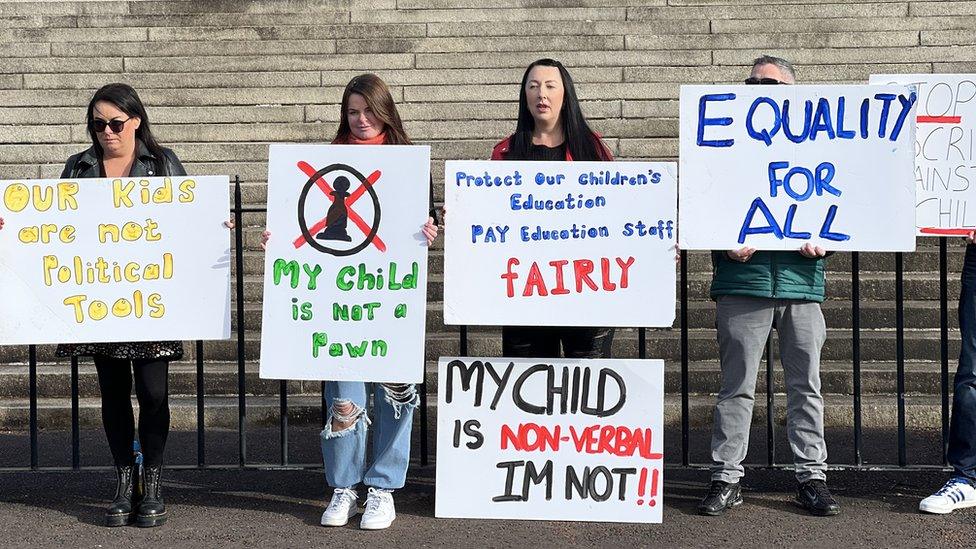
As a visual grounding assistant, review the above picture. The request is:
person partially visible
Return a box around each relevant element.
[491,58,615,359]
[919,230,976,514]
[261,74,437,531]
[697,56,840,518]
[58,83,185,528]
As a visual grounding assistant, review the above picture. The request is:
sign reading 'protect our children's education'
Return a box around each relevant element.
[0,176,231,345]
[443,160,677,328]
[679,84,918,252]
[870,74,976,236]
[259,145,430,383]
[435,357,664,524]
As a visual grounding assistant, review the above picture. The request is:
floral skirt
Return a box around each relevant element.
[55,341,183,361]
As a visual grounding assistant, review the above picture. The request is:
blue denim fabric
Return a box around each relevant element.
[320,381,417,490]
[949,244,976,481]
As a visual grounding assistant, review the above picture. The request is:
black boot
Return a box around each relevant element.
[135,465,167,527]
[106,465,138,527]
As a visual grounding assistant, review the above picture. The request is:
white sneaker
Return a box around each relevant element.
[919,478,976,514]
[320,487,358,526]
[360,487,396,530]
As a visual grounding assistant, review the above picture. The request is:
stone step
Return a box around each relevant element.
[0,359,954,399]
[228,299,963,333]
[0,393,947,431]
[0,327,965,365]
[422,360,959,397]
[229,271,969,305]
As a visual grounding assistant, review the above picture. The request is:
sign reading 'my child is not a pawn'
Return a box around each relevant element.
[259,144,431,383]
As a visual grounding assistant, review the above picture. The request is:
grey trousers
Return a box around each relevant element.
[710,295,828,483]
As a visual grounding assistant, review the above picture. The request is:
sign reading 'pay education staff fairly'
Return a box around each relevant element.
[0,176,231,345]
[679,85,918,252]
[870,74,976,236]
[443,161,677,328]
[259,145,430,383]
[436,357,665,524]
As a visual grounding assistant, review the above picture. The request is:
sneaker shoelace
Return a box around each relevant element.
[935,479,970,497]
[808,481,836,502]
[327,488,356,512]
[706,482,729,498]
[365,488,392,515]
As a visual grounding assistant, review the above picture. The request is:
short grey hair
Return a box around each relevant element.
[752,55,796,81]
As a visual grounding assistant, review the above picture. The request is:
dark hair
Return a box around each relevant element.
[508,58,601,161]
[86,83,166,161]
[334,74,412,145]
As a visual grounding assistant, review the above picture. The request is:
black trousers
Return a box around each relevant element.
[93,356,170,467]
[501,326,615,359]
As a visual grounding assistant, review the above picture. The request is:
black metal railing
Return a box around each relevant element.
[8,177,959,473]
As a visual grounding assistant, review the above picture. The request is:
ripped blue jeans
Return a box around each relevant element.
[321,381,418,490]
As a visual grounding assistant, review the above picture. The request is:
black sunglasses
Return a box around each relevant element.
[91,117,131,133]
[744,77,785,85]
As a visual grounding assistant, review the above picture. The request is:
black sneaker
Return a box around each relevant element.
[698,480,743,516]
[796,479,840,516]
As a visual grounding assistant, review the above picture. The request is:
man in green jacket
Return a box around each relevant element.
[697,55,840,518]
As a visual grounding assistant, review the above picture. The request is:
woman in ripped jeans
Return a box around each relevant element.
[261,74,439,530]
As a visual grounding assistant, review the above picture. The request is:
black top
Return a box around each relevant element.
[517,142,567,162]
[55,140,186,362]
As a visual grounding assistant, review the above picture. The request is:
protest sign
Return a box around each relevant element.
[679,84,917,251]
[0,176,231,345]
[443,160,677,328]
[435,357,664,524]
[870,74,976,236]
[259,144,430,383]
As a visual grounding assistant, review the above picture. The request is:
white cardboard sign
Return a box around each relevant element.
[679,84,918,251]
[0,176,231,345]
[259,144,430,383]
[870,74,976,236]
[443,160,677,328]
[435,357,665,524]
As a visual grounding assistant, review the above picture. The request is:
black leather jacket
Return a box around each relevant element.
[60,139,186,178]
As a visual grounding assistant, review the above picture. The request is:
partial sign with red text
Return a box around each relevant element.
[435,357,664,524]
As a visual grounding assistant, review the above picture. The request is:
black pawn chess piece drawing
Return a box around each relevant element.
[316,176,353,242]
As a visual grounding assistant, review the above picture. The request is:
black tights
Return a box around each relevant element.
[94,356,170,467]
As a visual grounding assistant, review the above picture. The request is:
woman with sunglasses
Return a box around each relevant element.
[490,58,615,359]
[57,83,186,528]
[261,74,438,530]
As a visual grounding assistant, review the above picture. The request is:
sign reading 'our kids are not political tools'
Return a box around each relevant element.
[678,85,918,252]
[0,176,231,345]
[443,160,677,328]
[870,74,976,236]
[435,357,665,524]
[259,144,430,383]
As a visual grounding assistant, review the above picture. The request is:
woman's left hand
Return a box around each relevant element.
[422,217,438,246]
[224,219,235,230]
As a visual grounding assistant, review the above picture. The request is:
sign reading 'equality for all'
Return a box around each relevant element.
[436,357,665,524]
[870,74,976,236]
[0,176,231,345]
[679,85,918,252]
[259,145,430,383]
[443,161,677,328]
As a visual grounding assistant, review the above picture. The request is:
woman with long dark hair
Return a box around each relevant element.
[492,58,615,359]
[57,83,185,528]
[261,74,438,530]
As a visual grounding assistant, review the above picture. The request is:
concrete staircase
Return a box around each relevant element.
[0,1,970,453]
